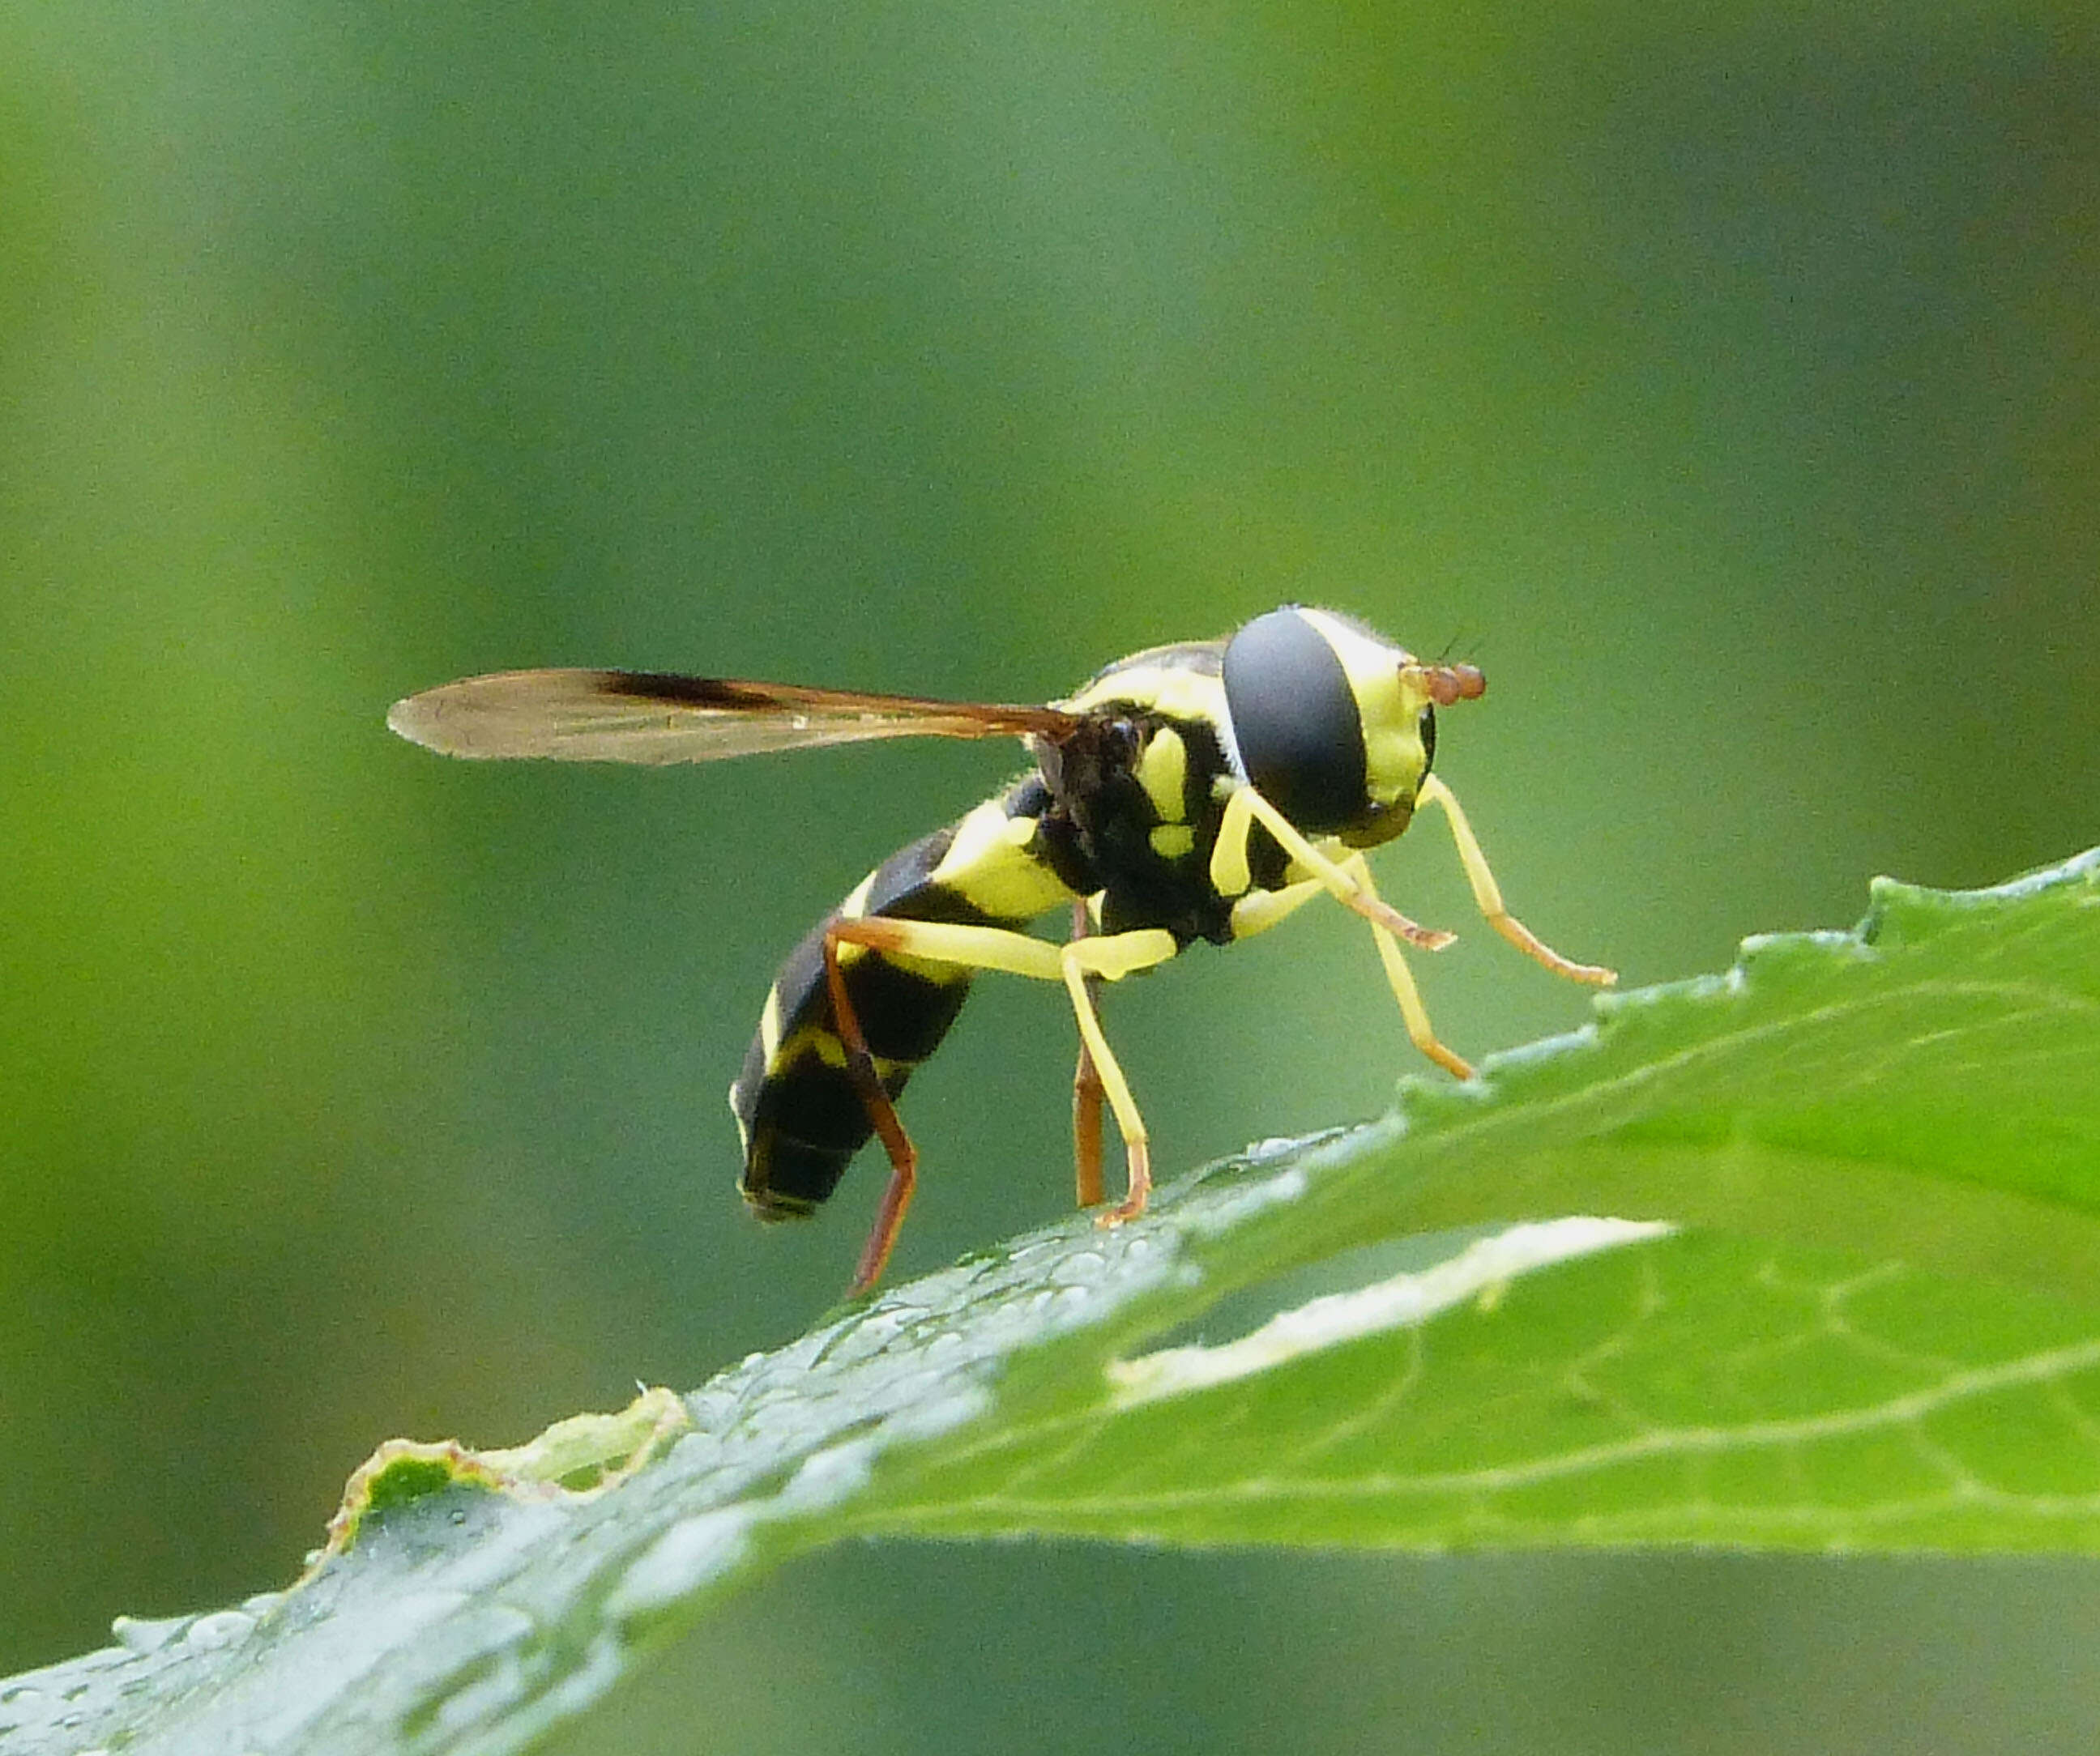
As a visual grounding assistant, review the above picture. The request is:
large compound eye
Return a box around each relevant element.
[1221,607,1368,833]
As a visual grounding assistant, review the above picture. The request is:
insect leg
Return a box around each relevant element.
[826,917,1178,1272]
[1068,898,1106,1209]
[1415,776,1616,986]
[1058,929,1181,1224]
[822,922,924,1297]
[1225,875,1325,942]
[1217,784,1457,951]
[1335,852,1475,1080]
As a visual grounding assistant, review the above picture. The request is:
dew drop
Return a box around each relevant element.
[111,1614,189,1656]
[182,1610,256,1651]
[1048,1250,1108,1287]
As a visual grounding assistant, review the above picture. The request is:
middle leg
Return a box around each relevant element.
[1056,927,1180,1224]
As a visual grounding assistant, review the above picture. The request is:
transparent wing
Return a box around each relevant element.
[386,669,1081,765]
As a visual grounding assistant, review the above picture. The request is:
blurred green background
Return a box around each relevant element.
[4,1,2098,1748]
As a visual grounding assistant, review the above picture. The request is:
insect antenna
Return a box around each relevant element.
[1405,627,1487,706]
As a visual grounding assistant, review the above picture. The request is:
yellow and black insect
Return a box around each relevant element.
[389,605,1613,1294]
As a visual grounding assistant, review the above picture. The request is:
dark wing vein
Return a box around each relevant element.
[386,669,1079,765]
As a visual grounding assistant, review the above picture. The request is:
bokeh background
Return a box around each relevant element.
[5,2,2098,1749]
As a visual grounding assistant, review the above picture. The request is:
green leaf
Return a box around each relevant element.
[5,848,2096,1755]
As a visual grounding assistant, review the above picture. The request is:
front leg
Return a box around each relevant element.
[1415,776,1616,986]
[1210,782,1456,951]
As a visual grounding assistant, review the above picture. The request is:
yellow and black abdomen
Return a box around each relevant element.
[731,778,1081,1218]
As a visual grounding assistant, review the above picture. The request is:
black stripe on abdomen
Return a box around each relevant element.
[731,788,1078,1219]
[732,933,972,1217]
[732,825,982,1217]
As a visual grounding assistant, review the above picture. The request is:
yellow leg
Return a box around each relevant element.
[828,914,1178,1238]
[1211,784,1456,951]
[1226,875,1325,942]
[1415,776,1616,986]
[1336,852,1475,1080]
[834,916,1069,980]
[1055,933,1177,1225]
[1207,786,1258,896]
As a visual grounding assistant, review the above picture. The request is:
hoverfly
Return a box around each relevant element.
[389,605,1613,1294]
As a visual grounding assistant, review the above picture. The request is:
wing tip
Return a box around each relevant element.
[386,693,439,749]
[385,670,656,760]
[386,681,506,757]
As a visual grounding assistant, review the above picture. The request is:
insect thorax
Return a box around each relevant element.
[1031,702,1285,947]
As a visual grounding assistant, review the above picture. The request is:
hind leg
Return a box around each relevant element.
[825,916,1178,1293]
